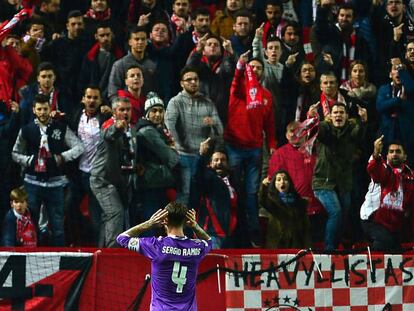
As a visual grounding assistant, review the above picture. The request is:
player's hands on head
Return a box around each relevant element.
[185,209,197,229]
[148,209,169,228]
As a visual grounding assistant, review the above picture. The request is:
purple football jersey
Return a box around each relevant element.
[117,234,212,311]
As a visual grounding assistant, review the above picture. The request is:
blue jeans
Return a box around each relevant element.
[176,154,200,207]
[226,145,261,237]
[314,189,351,251]
[24,182,65,246]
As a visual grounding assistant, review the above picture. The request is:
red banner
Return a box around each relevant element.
[0,249,414,310]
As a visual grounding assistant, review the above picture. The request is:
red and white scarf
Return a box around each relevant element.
[320,91,346,117]
[171,14,190,35]
[34,119,52,173]
[262,20,286,47]
[85,8,111,21]
[15,209,37,247]
[245,63,264,110]
[0,8,32,42]
[337,24,356,84]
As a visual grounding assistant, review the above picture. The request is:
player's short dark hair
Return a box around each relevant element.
[165,202,188,227]
[180,66,199,80]
[191,7,210,20]
[33,94,50,106]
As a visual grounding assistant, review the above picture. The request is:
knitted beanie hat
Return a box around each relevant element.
[144,92,164,117]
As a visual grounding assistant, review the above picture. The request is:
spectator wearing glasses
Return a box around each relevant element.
[165,66,223,207]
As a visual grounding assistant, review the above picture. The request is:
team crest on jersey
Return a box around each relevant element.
[249,87,257,101]
[51,129,62,140]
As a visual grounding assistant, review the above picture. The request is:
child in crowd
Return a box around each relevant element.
[2,187,37,247]
[259,170,310,249]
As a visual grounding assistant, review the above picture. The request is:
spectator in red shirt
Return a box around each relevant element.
[224,51,276,247]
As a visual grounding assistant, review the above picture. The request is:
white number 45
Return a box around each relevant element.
[172,261,187,293]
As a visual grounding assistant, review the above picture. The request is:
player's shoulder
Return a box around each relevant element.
[189,238,212,248]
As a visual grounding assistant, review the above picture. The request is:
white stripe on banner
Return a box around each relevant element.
[0,252,92,287]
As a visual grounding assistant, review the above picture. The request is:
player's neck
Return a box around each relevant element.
[167,226,185,237]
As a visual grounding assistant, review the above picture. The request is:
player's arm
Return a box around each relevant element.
[123,209,168,237]
[186,209,211,241]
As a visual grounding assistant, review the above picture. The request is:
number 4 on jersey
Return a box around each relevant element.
[171,261,187,293]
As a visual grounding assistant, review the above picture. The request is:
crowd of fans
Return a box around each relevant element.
[1,0,414,252]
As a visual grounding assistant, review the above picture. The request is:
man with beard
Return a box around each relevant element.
[78,22,124,102]
[12,94,84,246]
[165,66,223,208]
[224,52,277,247]
[229,10,254,57]
[372,0,414,85]
[363,136,414,251]
[401,41,414,78]
[377,58,414,168]
[31,0,61,39]
[83,0,124,48]
[309,102,367,250]
[41,10,89,102]
[190,140,238,249]
[66,86,111,246]
[169,0,191,41]
[279,21,305,73]
[186,34,236,123]
[19,62,72,126]
[172,7,211,94]
[313,1,371,84]
[261,0,285,47]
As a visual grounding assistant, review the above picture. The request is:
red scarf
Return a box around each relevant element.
[339,27,356,84]
[16,210,37,247]
[320,92,346,117]
[202,176,237,237]
[292,117,320,158]
[171,14,189,35]
[85,8,111,21]
[302,26,314,62]
[262,20,286,47]
[0,8,32,42]
[245,63,264,110]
